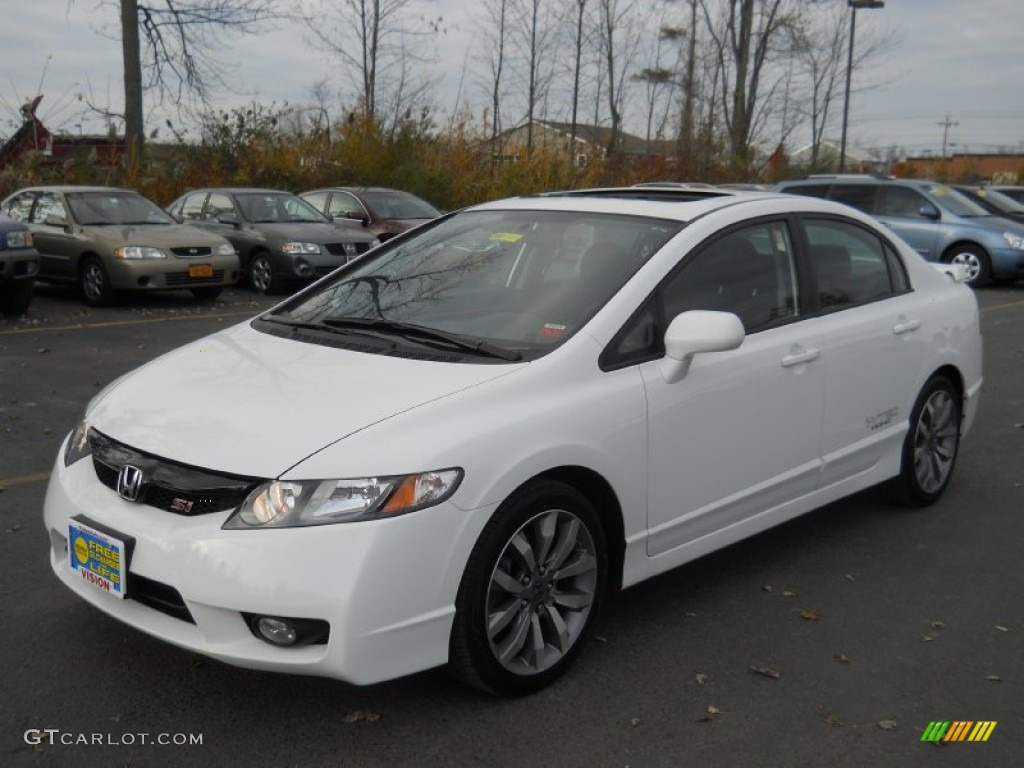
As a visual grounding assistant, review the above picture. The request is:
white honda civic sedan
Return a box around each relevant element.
[45,187,983,696]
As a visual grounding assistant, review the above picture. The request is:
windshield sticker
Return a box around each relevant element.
[491,233,524,243]
[540,323,567,339]
[932,186,951,197]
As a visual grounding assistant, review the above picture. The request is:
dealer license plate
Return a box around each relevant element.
[68,520,128,599]
[188,264,214,278]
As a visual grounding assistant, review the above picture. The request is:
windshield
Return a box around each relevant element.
[67,191,176,225]
[965,187,1024,214]
[361,190,441,219]
[924,185,991,217]
[267,209,682,360]
[236,193,327,223]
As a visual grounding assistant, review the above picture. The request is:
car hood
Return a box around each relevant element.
[86,321,521,478]
[82,223,229,248]
[251,221,377,243]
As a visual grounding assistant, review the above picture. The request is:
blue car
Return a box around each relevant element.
[775,176,1024,286]
[0,213,39,315]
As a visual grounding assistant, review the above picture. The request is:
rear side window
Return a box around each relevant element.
[804,218,908,309]
[827,184,878,214]
[879,187,935,219]
[782,184,830,199]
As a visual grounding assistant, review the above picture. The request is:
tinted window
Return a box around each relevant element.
[879,187,934,219]
[207,193,237,220]
[828,184,878,214]
[663,221,799,333]
[804,219,905,308]
[178,193,207,221]
[302,191,328,213]
[328,192,364,218]
[782,184,830,199]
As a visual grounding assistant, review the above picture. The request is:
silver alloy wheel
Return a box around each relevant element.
[82,261,105,302]
[950,250,982,283]
[250,255,272,293]
[912,388,959,494]
[486,508,598,676]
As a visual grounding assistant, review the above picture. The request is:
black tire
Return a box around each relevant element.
[891,375,961,507]
[248,252,281,294]
[0,279,34,315]
[945,245,991,288]
[190,286,223,302]
[79,256,117,307]
[449,480,607,696]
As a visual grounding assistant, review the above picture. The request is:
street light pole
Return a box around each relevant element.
[838,0,884,173]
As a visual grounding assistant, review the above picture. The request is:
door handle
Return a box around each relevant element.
[781,348,820,367]
[892,319,921,335]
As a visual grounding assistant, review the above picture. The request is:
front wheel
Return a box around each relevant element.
[248,252,281,294]
[79,256,116,306]
[946,245,991,287]
[449,480,607,696]
[891,375,961,507]
[0,279,34,315]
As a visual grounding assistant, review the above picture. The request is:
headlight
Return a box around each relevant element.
[1002,231,1024,250]
[215,242,235,256]
[5,230,32,248]
[114,246,167,259]
[63,420,92,466]
[281,242,321,255]
[370,238,381,248]
[223,469,463,529]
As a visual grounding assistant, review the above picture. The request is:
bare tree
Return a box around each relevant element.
[509,0,559,151]
[108,0,282,161]
[305,0,440,131]
[597,0,641,156]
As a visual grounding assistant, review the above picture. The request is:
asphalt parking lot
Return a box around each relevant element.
[1,282,1022,768]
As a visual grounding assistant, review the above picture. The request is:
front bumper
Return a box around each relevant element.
[0,248,40,283]
[987,246,1024,279]
[105,254,241,291]
[44,448,485,685]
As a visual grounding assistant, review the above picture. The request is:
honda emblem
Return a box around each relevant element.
[116,465,145,502]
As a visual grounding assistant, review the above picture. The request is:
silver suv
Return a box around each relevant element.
[775,176,1024,286]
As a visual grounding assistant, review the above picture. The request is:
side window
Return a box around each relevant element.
[33,193,67,224]
[828,184,879,214]
[302,191,328,213]
[207,193,236,220]
[879,187,935,219]
[804,218,905,308]
[782,184,830,199]
[663,222,799,333]
[178,193,207,221]
[328,192,364,218]
[4,192,36,222]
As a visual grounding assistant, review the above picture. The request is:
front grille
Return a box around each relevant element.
[170,246,213,257]
[165,269,226,286]
[324,242,372,257]
[127,573,195,623]
[90,429,263,516]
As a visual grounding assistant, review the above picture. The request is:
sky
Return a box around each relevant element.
[3,0,1024,162]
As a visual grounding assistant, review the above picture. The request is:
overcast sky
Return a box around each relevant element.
[4,0,1023,161]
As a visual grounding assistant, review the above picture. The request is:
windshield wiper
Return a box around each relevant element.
[321,317,522,361]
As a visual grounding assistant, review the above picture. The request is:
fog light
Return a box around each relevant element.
[255,617,298,646]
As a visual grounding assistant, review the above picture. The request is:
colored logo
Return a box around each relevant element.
[73,534,90,564]
[921,721,997,742]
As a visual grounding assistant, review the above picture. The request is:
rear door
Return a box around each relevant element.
[875,186,941,260]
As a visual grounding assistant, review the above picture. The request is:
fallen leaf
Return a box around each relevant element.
[878,720,898,731]
[995,625,1009,632]
[985,675,1001,682]
[343,709,381,723]
[832,654,852,664]
[783,589,797,597]
[762,585,773,593]
[822,714,843,727]
[750,665,780,680]
[695,673,708,685]
[684,611,697,618]
[707,704,722,715]
[920,635,933,643]
[800,609,821,621]
[930,621,945,630]
[630,717,641,727]
[593,635,608,643]
[844,573,856,581]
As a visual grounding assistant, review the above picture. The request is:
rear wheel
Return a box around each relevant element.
[0,279,34,315]
[79,256,116,306]
[946,245,991,287]
[449,480,607,696]
[891,375,961,506]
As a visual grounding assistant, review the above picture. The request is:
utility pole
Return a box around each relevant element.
[937,115,959,158]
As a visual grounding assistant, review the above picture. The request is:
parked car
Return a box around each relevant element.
[168,188,379,294]
[990,185,1024,204]
[299,186,442,242]
[1,186,239,306]
[45,187,982,696]
[774,175,1024,286]
[0,213,39,315]
[953,185,1024,223]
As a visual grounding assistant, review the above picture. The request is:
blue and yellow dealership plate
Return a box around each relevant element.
[68,519,128,599]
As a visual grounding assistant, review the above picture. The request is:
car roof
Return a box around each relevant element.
[11,185,137,194]
[304,186,411,194]
[186,187,294,195]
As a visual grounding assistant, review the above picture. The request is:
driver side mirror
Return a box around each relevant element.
[661,310,745,384]
[919,206,940,220]
[217,214,241,227]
